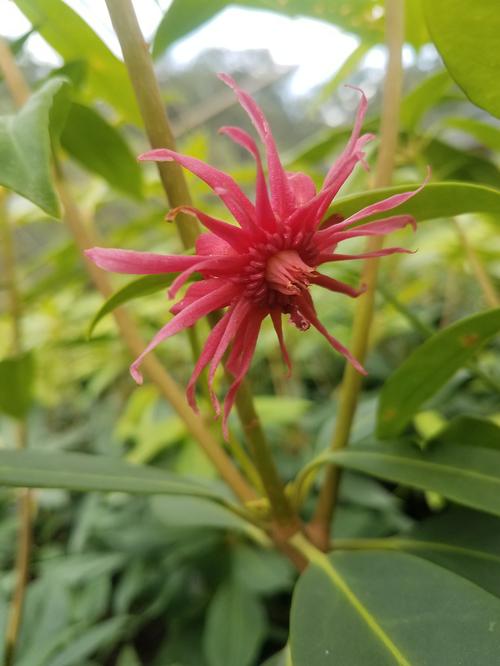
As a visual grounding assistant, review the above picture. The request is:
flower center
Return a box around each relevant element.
[265,250,313,296]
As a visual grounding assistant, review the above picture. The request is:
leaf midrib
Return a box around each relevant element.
[313,554,411,666]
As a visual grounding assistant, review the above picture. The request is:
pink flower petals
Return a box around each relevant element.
[86,74,425,437]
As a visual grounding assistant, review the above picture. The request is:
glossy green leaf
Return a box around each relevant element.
[377,308,500,438]
[362,508,500,598]
[203,582,266,666]
[330,181,500,224]
[0,351,35,419]
[14,0,140,123]
[331,440,500,517]
[61,103,142,198]
[423,0,500,118]
[290,550,500,665]
[0,77,66,216]
[0,449,228,501]
[88,274,176,337]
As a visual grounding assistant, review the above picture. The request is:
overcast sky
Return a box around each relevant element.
[2,0,368,93]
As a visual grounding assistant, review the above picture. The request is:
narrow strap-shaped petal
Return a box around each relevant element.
[310,273,366,298]
[139,148,255,229]
[222,310,266,439]
[219,126,276,230]
[85,247,201,275]
[167,255,245,299]
[270,309,292,376]
[196,232,232,257]
[316,214,416,249]
[286,172,317,206]
[208,298,252,415]
[317,247,413,265]
[287,134,373,236]
[297,293,366,375]
[170,278,221,314]
[323,87,370,189]
[186,309,231,412]
[130,281,239,384]
[167,205,249,252]
[336,174,429,228]
[218,73,295,220]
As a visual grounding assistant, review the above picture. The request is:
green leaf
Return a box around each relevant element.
[232,544,295,595]
[0,449,229,501]
[203,582,266,666]
[330,181,500,224]
[14,0,140,124]
[376,508,500,598]
[49,616,130,666]
[330,440,500,517]
[423,0,500,118]
[254,396,311,426]
[150,495,252,533]
[290,550,500,665]
[88,274,176,337]
[443,116,500,152]
[434,416,500,450]
[400,71,452,130]
[377,308,500,438]
[0,77,67,216]
[61,103,142,198]
[261,647,291,666]
[0,351,35,419]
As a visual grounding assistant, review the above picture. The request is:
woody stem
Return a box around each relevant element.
[309,0,405,549]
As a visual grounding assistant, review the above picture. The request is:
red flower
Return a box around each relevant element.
[86,74,423,435]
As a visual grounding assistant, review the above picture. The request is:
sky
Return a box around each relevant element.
[1,0,365,94]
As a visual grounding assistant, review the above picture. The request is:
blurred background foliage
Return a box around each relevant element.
[0,0,500,664]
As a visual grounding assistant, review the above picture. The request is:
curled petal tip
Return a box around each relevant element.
[344,83,367,101]
[130,365,144,385]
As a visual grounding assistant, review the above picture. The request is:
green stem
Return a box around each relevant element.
[105,0,198,249]
[234,381,299,530]
[310,0,405,549]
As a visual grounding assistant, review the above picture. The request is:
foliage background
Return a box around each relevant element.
[1,1,500,664]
